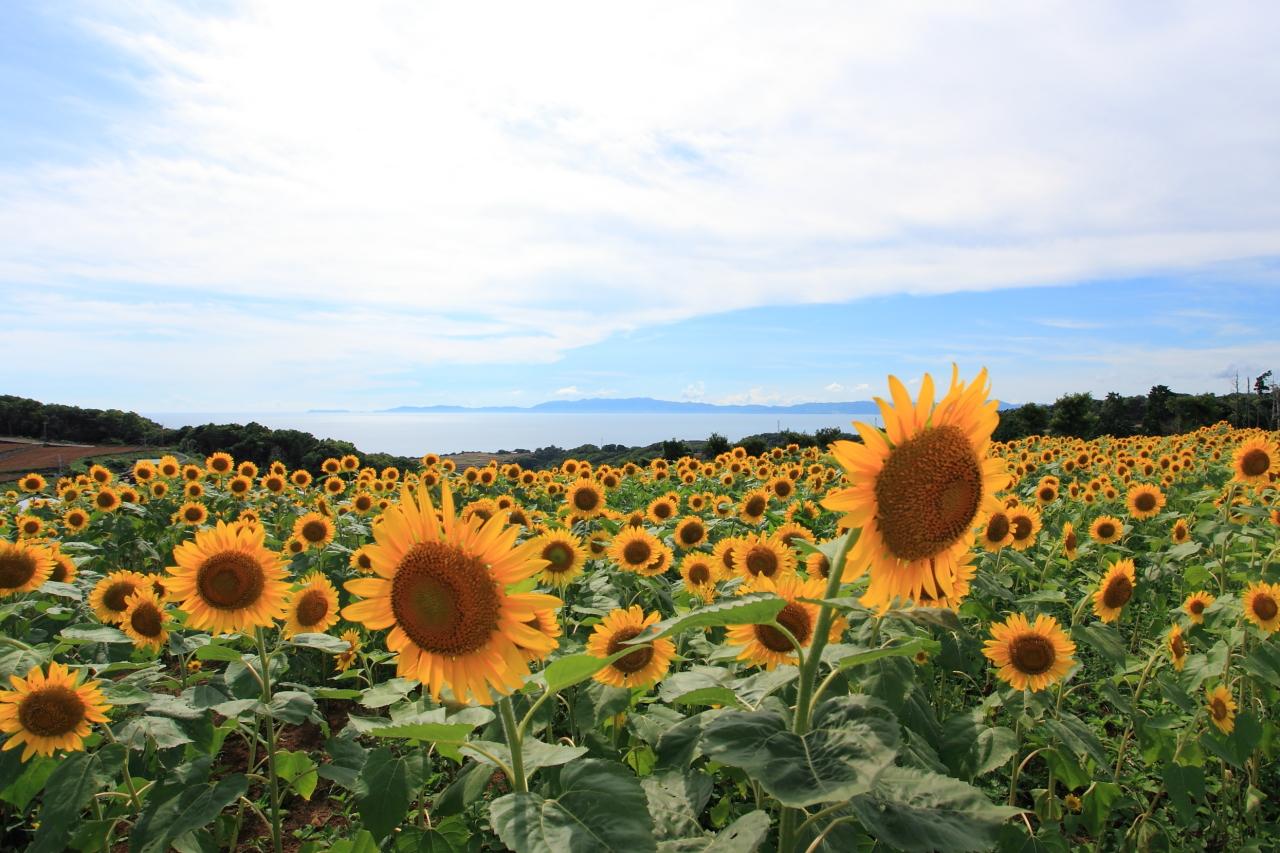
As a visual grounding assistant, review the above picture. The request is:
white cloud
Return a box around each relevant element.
[682,382,707,401]
[554,386,580,396]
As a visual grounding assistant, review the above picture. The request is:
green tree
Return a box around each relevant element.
[1143,385,1173,435]
[1096,392,1132,437]
[704,432,730,458]
[1049,392,1097,438]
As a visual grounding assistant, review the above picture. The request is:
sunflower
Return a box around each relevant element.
[673,516,708,550]
[47,546,77,584]
[586,606,674,689]
[121,588,172,652]
[350,545,376,573]
[1171,518,1190,544]
[1232,436,1276,484]
[89,570,150,623]
[679,554,720,602]
[0,540,54,598]
[335,629,362,671]
[206,452,235,477]
[1243,581,1280,633]
[738,489,770,525]
[804,550,831,580]
[609,529,667,577]
[726,574,837,670]
[92,487,121,513]
[772,522,815,549]
[531,531,588,588]
[515,606,562,663]
[1093,558,1136,623]
[1167,623,1187,671]
[983,612,1076,692]
[174,502,208,527]
[1180,590,1213,625]
[15,515,43,538]
[731,533,796,582]
[1007,503,1042,552]
[565,482,606,519]
[1061,521,1079,561]
[1126,484,1165,520]
[822,368,1005,609]
[978,509,1013,552]
[283,573,341,638]
[292,512,335,550]
[0,662,111,762]
[711,537,745,578]
[340,484,561,705]
[1089,515,1125,545]
[62,507,90,533]
[1206,684,1237,734]
[18,473,47,493]
[166,521,289,634]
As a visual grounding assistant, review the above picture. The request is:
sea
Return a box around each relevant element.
[144,412,871,457]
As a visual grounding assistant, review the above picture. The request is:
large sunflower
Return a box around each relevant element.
[89,570,151,624]
[1232,436,1276,484]
[565,482,606,519]
[0,662,111,761]
[1243,581,1280,633]
[121,588,172,652]
[738,489,770,525]
[0,540,53,598]
[983,612,1076,692]
[531,531,588,588]
[822,368,1005,608]
[292,512,335,550]
[731,533,796,582]
[166,521,289,634]
[673,516,709,550]
[1125,484,1165,521]
[1093,558,1136,623]
[1206,684,1236,734]
[586,606,674,689]
[283,573,341,638]
[726,574,837,670]
[341,484,561,705]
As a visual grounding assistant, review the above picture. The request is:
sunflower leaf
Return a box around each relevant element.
[849,766,1023,852]
[285,632,351,653]
[627,593,787,644]
[30,744,125,853]
[356,747,426,841]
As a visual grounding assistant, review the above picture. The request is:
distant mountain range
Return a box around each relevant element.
[310,397,938,415]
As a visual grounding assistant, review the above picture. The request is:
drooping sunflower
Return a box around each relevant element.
[1007,503,1042,552]
[1183,590,1214,625]
[1061,521,1079,561]
[341,484,561,705]
[673,516,709,550]
[292,512,335,550]
[679,554,720,603]
[1093,558,1136,623]
[1167,623,1188,671]
[978,509,1013,552]
[712,536,746,579]
[822,368,1005,609]
[89,570,150,623]
[47,546,77,584]
[1232,436,1276,484]
[726,573,841,670]
[586,606,674,689]
[166,521,290,634]
[983,612,1076,692]
[731,533,796,582]
[803,549,831,580]
[1171,518,1190,544]
[565,482,607,519]
[1206,684,1237,734]
[1089,515,1125,545]
[0,662,112,762]
[1126,484,1165,521]
[1242,581,1280,633]
[0,540,53,598]
[531,531,588,588]
[283,573,341,638]
[608,528,667,577]
[121,588,172,652]
[335,629,362,672]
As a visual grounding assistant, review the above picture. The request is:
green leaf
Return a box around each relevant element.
[116,715,194,750]
[823,638,937,673]
[394,827,464,852]
[59,625,131,644]
[268,690,316,725]
[629,593,787,643]
[1044,714,1111,774]
[356,747,426,841]
[275,749,319,800]
[1241,641,1280,688]
[940,710,1017,780]
[359,677,418,708]
[194,642,244,662]
[369,721,477,744]
[129,774,247,853]
[287,632,351,653]
[1081,781,1124,836]
[540,653,612,693]
[704,810,772,852]
[327,830,381,853]
[461,738,587,775]
[849,766,1023,852]
[1071,623,1126,666]
[0,754,56,810]
[700,695,900,807]
[490,759,656,853]
[30,745,125,853]
[318,735,368,790]
[642,769,714,841]
[100,682,153,705]
[432,760,491,817]
[1161,764,1204,823]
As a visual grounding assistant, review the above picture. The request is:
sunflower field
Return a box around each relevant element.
[1,369,1278,852]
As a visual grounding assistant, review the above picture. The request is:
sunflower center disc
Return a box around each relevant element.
[185,508,203,522]
[1103,575,1133,609]
[1189,600,1205,615]
[1097,522,1116,539]
[296,590,330,626]
[103,581,137,613]
[607,626,654,674]
[301,521,328,543]
[756,603,813,652]
[1211,698,1228,721]
[0,551,37,588]
[1254,594,1278,622]
[874,425,983,562]
[542,543,574,572]
[1135,493,1156,512]
[744,547,779,578]
[688,563,711,585]
[18,686,85,738]
[1171,634,1186,657]
[745,496,766,517]
[131,603,164,637]
[1241,448,1270,477]
[1010,634,1056,675]
[572,488,600,512]
[679,522,705,545]
[391,541,500,657]
[197,552,266,610]
[1011,515,1032,542]
[623,540,652,566]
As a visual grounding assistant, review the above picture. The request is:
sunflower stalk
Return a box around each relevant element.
[254,627,284,853]
[498,694,529,793]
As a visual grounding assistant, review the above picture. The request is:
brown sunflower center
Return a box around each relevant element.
[774,481,793,498]
[653,502,673,520]
[0,550,38,589]
[1189,599,1205,615]
[390,541,500,657]
[744,546,779,578]
[18,685,86,738]
[96,492,116,509]
[1064,529,1078,551]
[678,521,705,545]
[572,488,600,512]
[542,543,575,572]
[1240,448,1270,477]
[103,581,138,613]
[185,507,204,522]
[1170,633,1186,658]
[1211,697,1229,720]
[1010,633,1056,675]
[1011,515,1033,542]
[196,552,266,610]
[301,520,328,543]
[50,560,69,583]
[985,513,1010,542]
[1096,521,1116,539]
[130,602,164,638]
[623,539,652,566]
[744,496,766,517]
[755,603,813,653]
[295,590,330,626]
[687,562,711,585]
[1253,593,1278,622]
[1038,487,1054,502]
[873,425,983,562]
[1134,492,1156,512]
[606,626,654,674]
[1102,575,1133,610]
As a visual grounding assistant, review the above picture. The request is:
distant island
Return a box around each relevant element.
[308,397,887,415]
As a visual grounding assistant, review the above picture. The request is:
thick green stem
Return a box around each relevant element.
[255,628,283,853]
[498,695,528,793]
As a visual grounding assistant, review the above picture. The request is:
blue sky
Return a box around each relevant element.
[3,2,1280,412]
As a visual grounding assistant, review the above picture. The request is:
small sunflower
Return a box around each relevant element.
[47,547,77,584]
[609,529,667,577]
[712,536,746,579]
[679,553,720,603]
[531,531,588,588]
[1126,484,1165,520]
[349,545,376,573]
[1007,503,1042,552]
[206,452,235,477]
[1206,684,1237,734]
[18,473,47,493]
[1171,518,1190,544]
[175,502,208,527]
[983,612,1076,691]
[726,574,836,670]
[1061,521,1079,561]
[62,507,90,533]
[283,573,341,638]
[1093,558,1136,623]
[647,496,679,524]
[803,549,831,580]
[1089,515,1125,545]
[978,509,1013,552]
[166,521,290,634]
[0,540,54,598]
[565,482,606,519]
[515,606,562,663]
[737,489,770,525]
[1167,623,1188,671]
[731,533,796,582]
[586,606,674,689]
[1183,591,1214,624]
[335,629,362,672]
[92,487,121,513]
[1232,436,1276,484]
[1242,581,1280,633]
[292,512,335,550]
[673,516,709,550]
[89,570,150,624]
[0,662,112,762]
[121,588,172,652]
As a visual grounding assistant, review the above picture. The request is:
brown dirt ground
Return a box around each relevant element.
[0,439,148,480]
